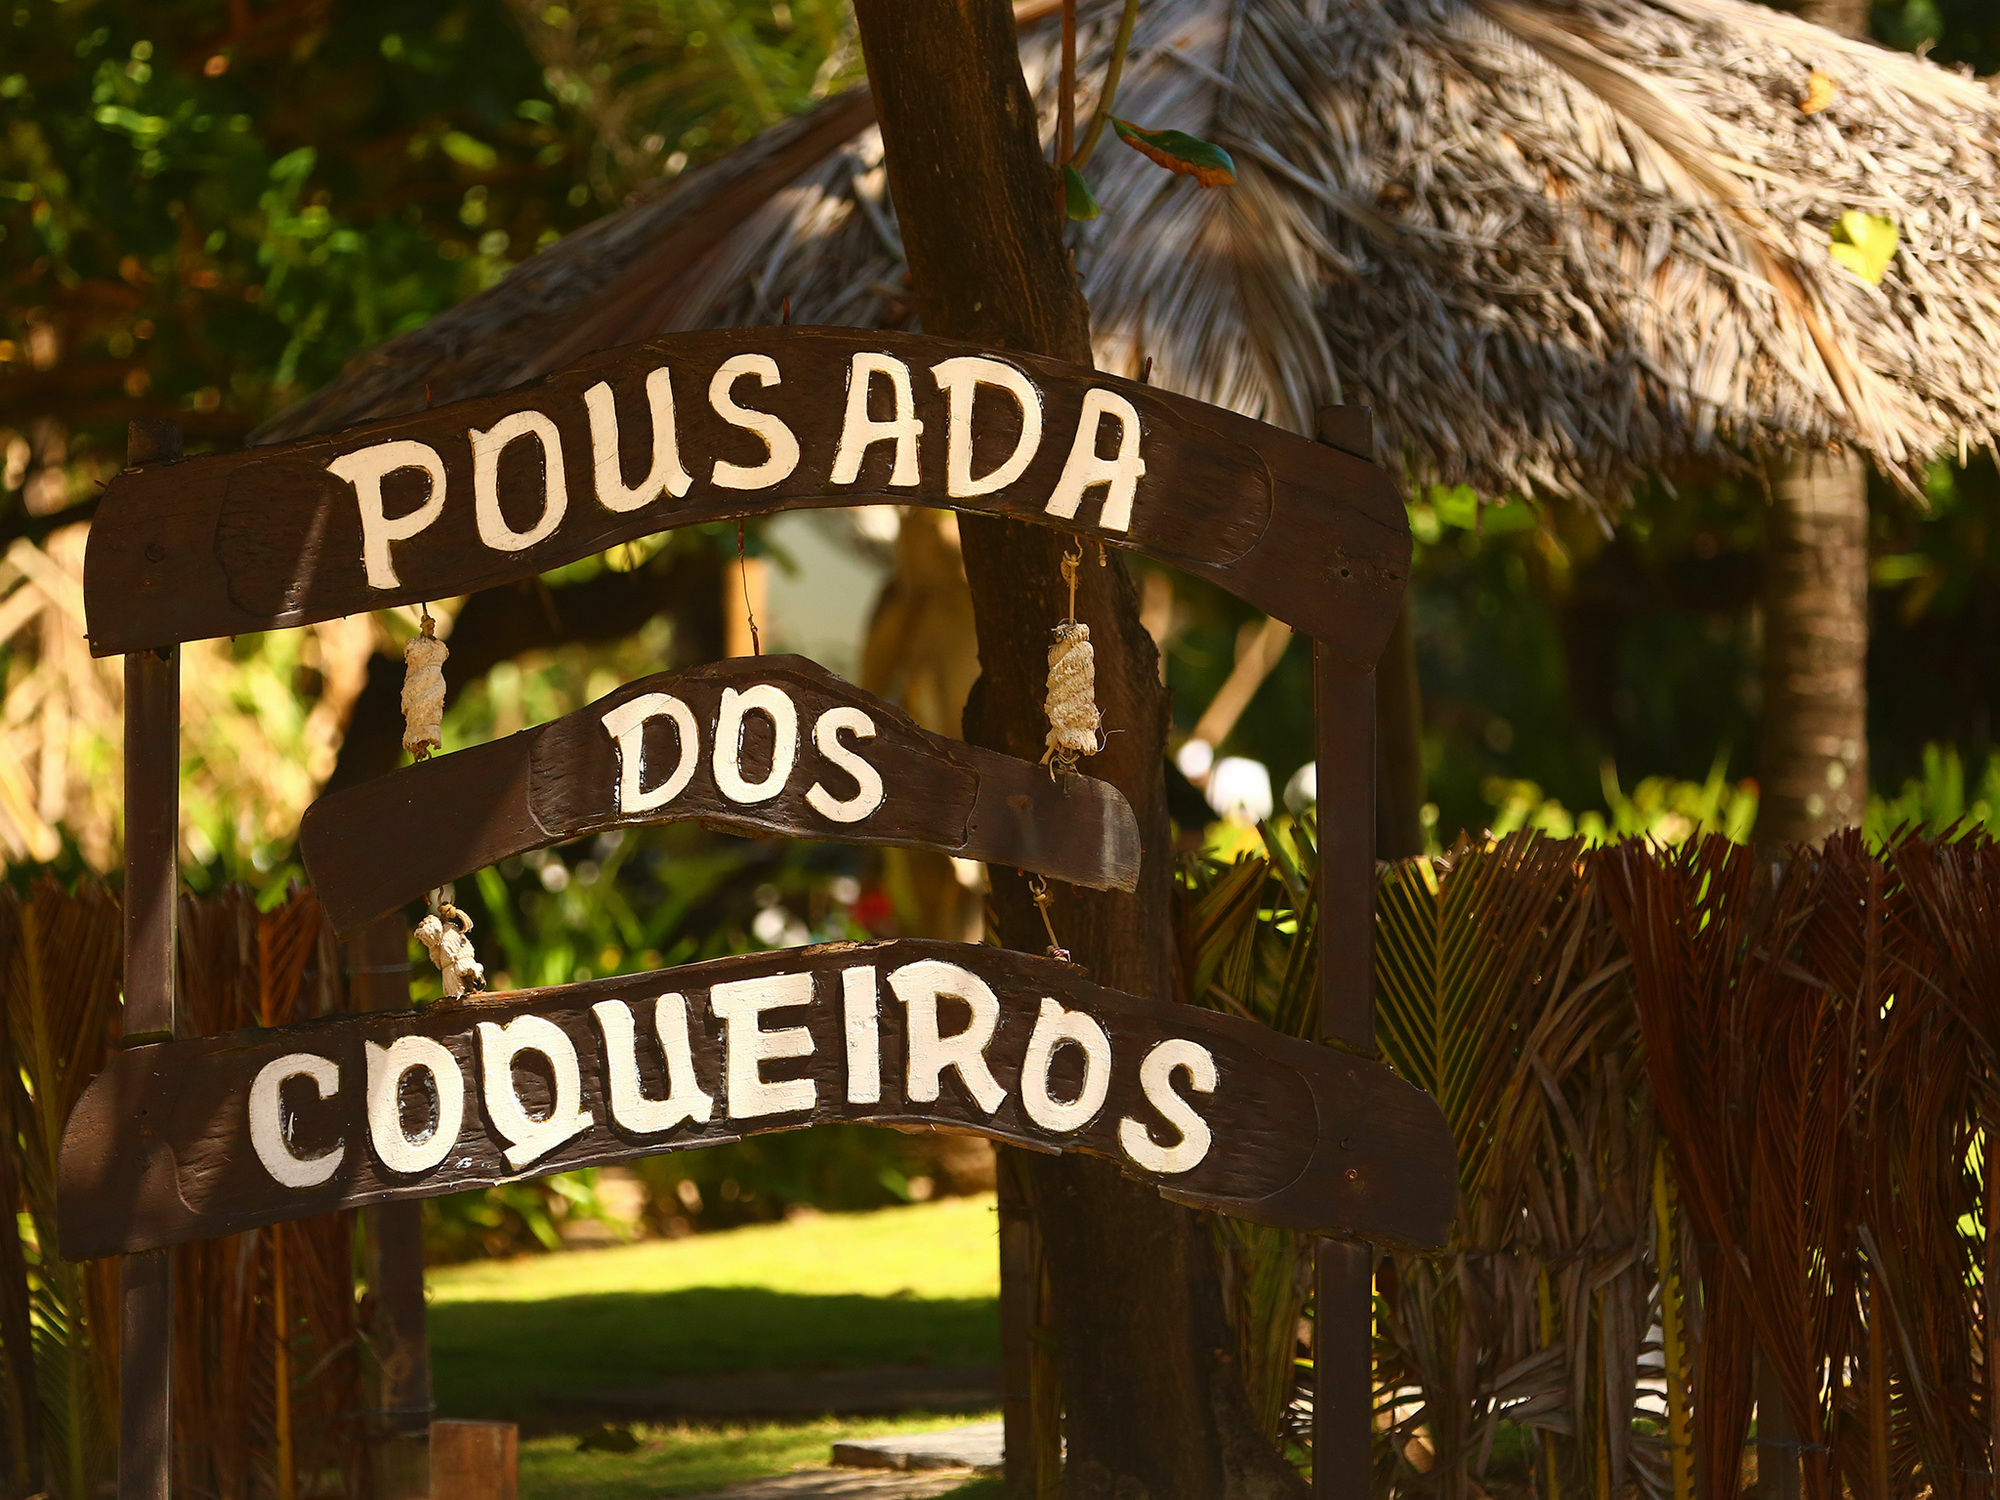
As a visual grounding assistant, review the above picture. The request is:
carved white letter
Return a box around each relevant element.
[249,1052,344,1189]
[841,966,881,1105]
[476,1015,594,1171]
[1044,388,1145,533]
[1118,1038,1217,1175]
[708,972,818,1118]
[713,683,798,805]
[470,409,569,552]
[806,706,884,824]
[329,439,449,591]
[365,1035,465,1176]
[709,353,800,490]
[1019,998,1112,1134]
[587,368,692,512]
[831,353,923,487]
[602,692,700,814]
[931,356,1042,498]
[591,995,714,1134]
[888,959,1006,1114]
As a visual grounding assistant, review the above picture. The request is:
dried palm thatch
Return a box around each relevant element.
[263,0,2000,511]
[0,883,365,1500]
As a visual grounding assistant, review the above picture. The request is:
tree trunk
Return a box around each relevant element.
[1758,448,1868,848]
[849,2,1307,1495]
[1756,0,1870,851]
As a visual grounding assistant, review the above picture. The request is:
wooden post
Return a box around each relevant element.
[119,417,182,1500]
[431,1419,518,1500]
[349,915,433,1500]
[997,1150,1038,1494]
[1312,405,1382,1500]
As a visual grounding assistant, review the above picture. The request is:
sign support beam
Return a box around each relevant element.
[118,417,182,1500]
[351,916,433,1500]
[1312,408,1383,1500]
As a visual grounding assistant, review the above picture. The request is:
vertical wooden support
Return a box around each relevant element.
[1312,404,1383,1500]
[431,1419,518,1500]
[997,1150,1037,1494]
[119,418,182,1500]
[349,915,433,1500]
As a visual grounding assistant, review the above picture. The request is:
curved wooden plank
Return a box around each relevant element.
[83,327,1409,660]
[301,654,1140,933]
[58,939,1456,1259]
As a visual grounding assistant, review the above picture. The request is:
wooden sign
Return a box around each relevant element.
[302,654,1141,933]
[59,939,1455,1260]
[82,327,1408,659]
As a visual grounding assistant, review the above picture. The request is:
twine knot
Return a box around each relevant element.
[401,615,448,759]
[1043,620,1101,771]
[415,903,485,1000]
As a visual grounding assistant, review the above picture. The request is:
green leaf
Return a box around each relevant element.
[441,129,500,171]
[1829,210,1898,285]
[1109,118,1235,187]
[1062,164,1100,221]
[1431,484,1536,533]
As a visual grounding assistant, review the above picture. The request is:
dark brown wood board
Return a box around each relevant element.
[59,939,1455,1260]
[301,654,1141,933]
[82,327,1409,662]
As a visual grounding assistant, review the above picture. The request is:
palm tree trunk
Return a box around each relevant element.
[1758,447,1869,848]
[1754,0,1872,856]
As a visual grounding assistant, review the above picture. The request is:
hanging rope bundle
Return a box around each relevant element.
[1043,548,1101,772]
[401,609,449,759]
[415,903,486,999]
[399,605,486,999]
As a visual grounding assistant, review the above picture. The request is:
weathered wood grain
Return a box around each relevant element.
[83,328,1407,660]
[59,940,1455,1259]
[301,654,1140,933]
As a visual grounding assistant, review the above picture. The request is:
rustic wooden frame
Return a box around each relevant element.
[81,339,1421,1499]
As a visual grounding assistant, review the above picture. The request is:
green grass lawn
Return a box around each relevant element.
[428,1195,1005,1496]
[429,1194,1002,1424]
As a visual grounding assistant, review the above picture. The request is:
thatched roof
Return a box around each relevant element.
[263,0,2000,511]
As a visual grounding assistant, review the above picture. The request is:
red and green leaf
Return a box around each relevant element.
[1109,119,1236,187]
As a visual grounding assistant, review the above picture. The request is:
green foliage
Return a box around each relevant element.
[1,0,595,454]
[426,1169,629,1263]
[1871,0,2000,71]
[627,1125,947,1234]
[1483,756,1759,847]
[1062,163,1100,221]
[1866,742,2000,839]
[508,0,862,202]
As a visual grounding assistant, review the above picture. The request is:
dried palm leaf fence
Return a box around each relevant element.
[1187,825,2000,1500]
[7,830,1999,1499]
[1,883,365,1500]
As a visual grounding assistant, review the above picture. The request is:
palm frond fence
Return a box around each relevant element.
[1183,826,2000,1500]
[6,830,1998,1498]
[2,883,365,1500]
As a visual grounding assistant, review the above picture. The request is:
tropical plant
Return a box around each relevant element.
[0,878,123,1500]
